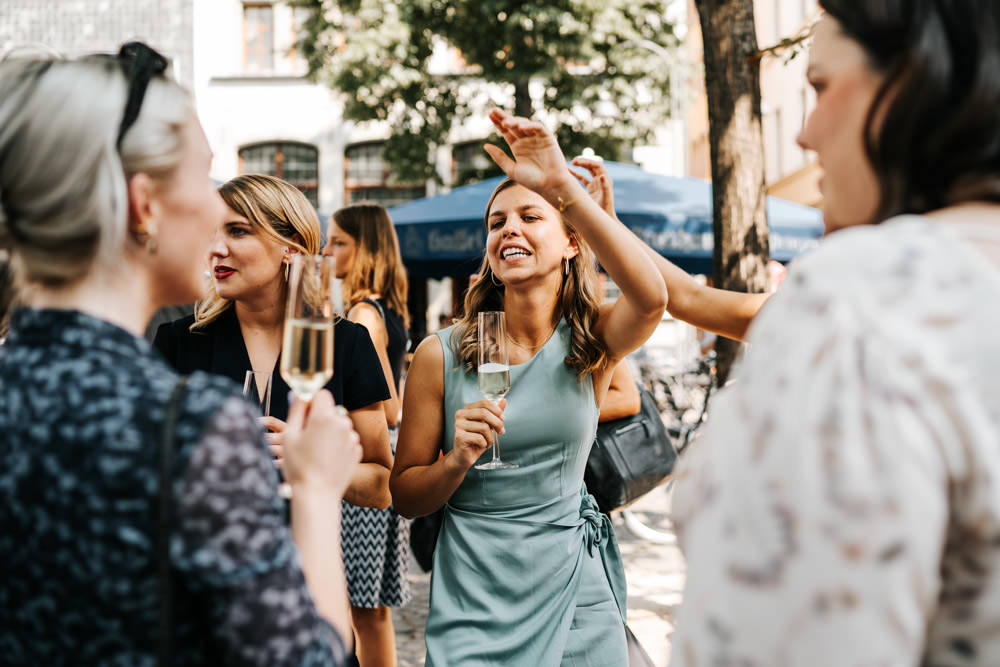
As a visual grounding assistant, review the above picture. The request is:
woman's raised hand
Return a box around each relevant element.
[282,390,362,497]
[484,109,573,196]
[449,398,506,470]
[570,157,617,220]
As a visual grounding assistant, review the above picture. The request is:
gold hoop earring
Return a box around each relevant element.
[490,270,504,288]
[130,225,157,254]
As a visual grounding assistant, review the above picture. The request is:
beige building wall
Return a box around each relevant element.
[685,0,821,207]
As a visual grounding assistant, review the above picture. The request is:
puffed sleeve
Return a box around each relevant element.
[338,320,390,412]
[668,245,983,665]
[172,396,348,666]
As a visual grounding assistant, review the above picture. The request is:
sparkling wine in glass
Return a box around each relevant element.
[475,311,517,470]
[281,255,336,402]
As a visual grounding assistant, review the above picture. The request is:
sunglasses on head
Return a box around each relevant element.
[101,41,169,151]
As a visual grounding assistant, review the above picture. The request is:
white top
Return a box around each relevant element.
[671,216,1000,666]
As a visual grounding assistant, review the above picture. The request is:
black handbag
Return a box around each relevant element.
[585,384,676,514]
[409,508,444,573]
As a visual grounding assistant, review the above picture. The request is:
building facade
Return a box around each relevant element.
[684,0,821,207]
[1,0,194,88]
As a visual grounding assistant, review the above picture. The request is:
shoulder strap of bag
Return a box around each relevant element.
[158,375,189,667]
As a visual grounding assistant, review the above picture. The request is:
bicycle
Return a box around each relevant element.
[617,351,717,544]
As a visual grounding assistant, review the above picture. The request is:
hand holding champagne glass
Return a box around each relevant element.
[475,311,517,470]
[281,255,336,402]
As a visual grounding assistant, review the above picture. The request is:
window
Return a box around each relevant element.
[289,5,313,72]
[244,3,274,74]
[347,187,427,207]
[344,142,425,207]
[452,140,501,187]
[238,142,319,207]
[345,143,387,183]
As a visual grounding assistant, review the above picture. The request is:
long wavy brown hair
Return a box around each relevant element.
[331,202,410,329]
[192,174,322,330]
[450,179,606,381]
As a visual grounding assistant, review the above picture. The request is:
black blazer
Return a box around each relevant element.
[153,307,389,421]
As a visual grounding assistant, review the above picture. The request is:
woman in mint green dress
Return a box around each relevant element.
[391,109,668,666]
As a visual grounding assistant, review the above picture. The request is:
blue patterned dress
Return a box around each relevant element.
[0,309,348,666]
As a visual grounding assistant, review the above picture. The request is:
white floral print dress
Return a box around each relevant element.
[671,216,1000,666]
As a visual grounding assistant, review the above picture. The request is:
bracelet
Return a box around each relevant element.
[556,195,577,213]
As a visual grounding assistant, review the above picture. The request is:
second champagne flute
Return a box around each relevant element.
[475,310,517,470]
[281,254,336,402]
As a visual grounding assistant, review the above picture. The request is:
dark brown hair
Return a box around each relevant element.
[819,0,1000,221]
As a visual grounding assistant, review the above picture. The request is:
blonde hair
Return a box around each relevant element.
[450,179,607,380]
[331,202,410,329]
[0,54,191,286]
[192,173,322,329]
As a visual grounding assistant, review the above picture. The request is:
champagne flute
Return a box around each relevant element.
[281,255,336,401]
[242,370,272,417]
[475,311,518,470]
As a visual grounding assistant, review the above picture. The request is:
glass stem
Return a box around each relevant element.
[491,430,501,463]
[491,396,502,463]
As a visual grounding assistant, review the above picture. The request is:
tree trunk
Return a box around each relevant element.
[694,0,770,384]
[514,80,532,117]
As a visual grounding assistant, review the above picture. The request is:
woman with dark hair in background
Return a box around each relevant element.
[668,2,1000,664]
[323,203,411,667]
[0,45,358,665]
[154,174,393,511]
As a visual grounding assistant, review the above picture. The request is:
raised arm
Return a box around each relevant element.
[177,392,359,664]
[483,109,667,363]
[571,157,771,342]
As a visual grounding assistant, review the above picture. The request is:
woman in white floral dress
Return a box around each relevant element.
[660,1,1000,665]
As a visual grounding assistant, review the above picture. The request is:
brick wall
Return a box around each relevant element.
[0,0,194,88]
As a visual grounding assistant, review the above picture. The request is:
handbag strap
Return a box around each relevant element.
[158,375,189,667]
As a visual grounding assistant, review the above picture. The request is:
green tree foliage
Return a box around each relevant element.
[293,0,680,185]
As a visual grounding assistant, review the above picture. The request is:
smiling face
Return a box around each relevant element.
[322,222,357,280]
[208,205,288,303]
[485,183,578,286]
[797,14,885,233]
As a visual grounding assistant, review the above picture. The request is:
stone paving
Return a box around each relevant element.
[391,482,685,667]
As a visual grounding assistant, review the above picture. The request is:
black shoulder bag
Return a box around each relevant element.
[585,383,676,514]
[158,376,189,667]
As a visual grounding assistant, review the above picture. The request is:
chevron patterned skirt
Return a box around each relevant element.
[341,427,412,608]
[341,502,412,608]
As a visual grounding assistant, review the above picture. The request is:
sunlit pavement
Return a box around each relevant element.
[392,482,684,667]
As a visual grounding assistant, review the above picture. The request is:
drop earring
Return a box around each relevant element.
[563,257,569,276]
[284,262,290,282]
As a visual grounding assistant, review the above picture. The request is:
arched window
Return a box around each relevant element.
[238,141,319,207]
[344,141,425,207]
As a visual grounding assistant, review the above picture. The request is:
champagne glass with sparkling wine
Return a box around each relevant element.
[475,311,517,470]
[281,255,336,402]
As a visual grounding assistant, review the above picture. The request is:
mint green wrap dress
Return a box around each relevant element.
[425,320,628,666]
